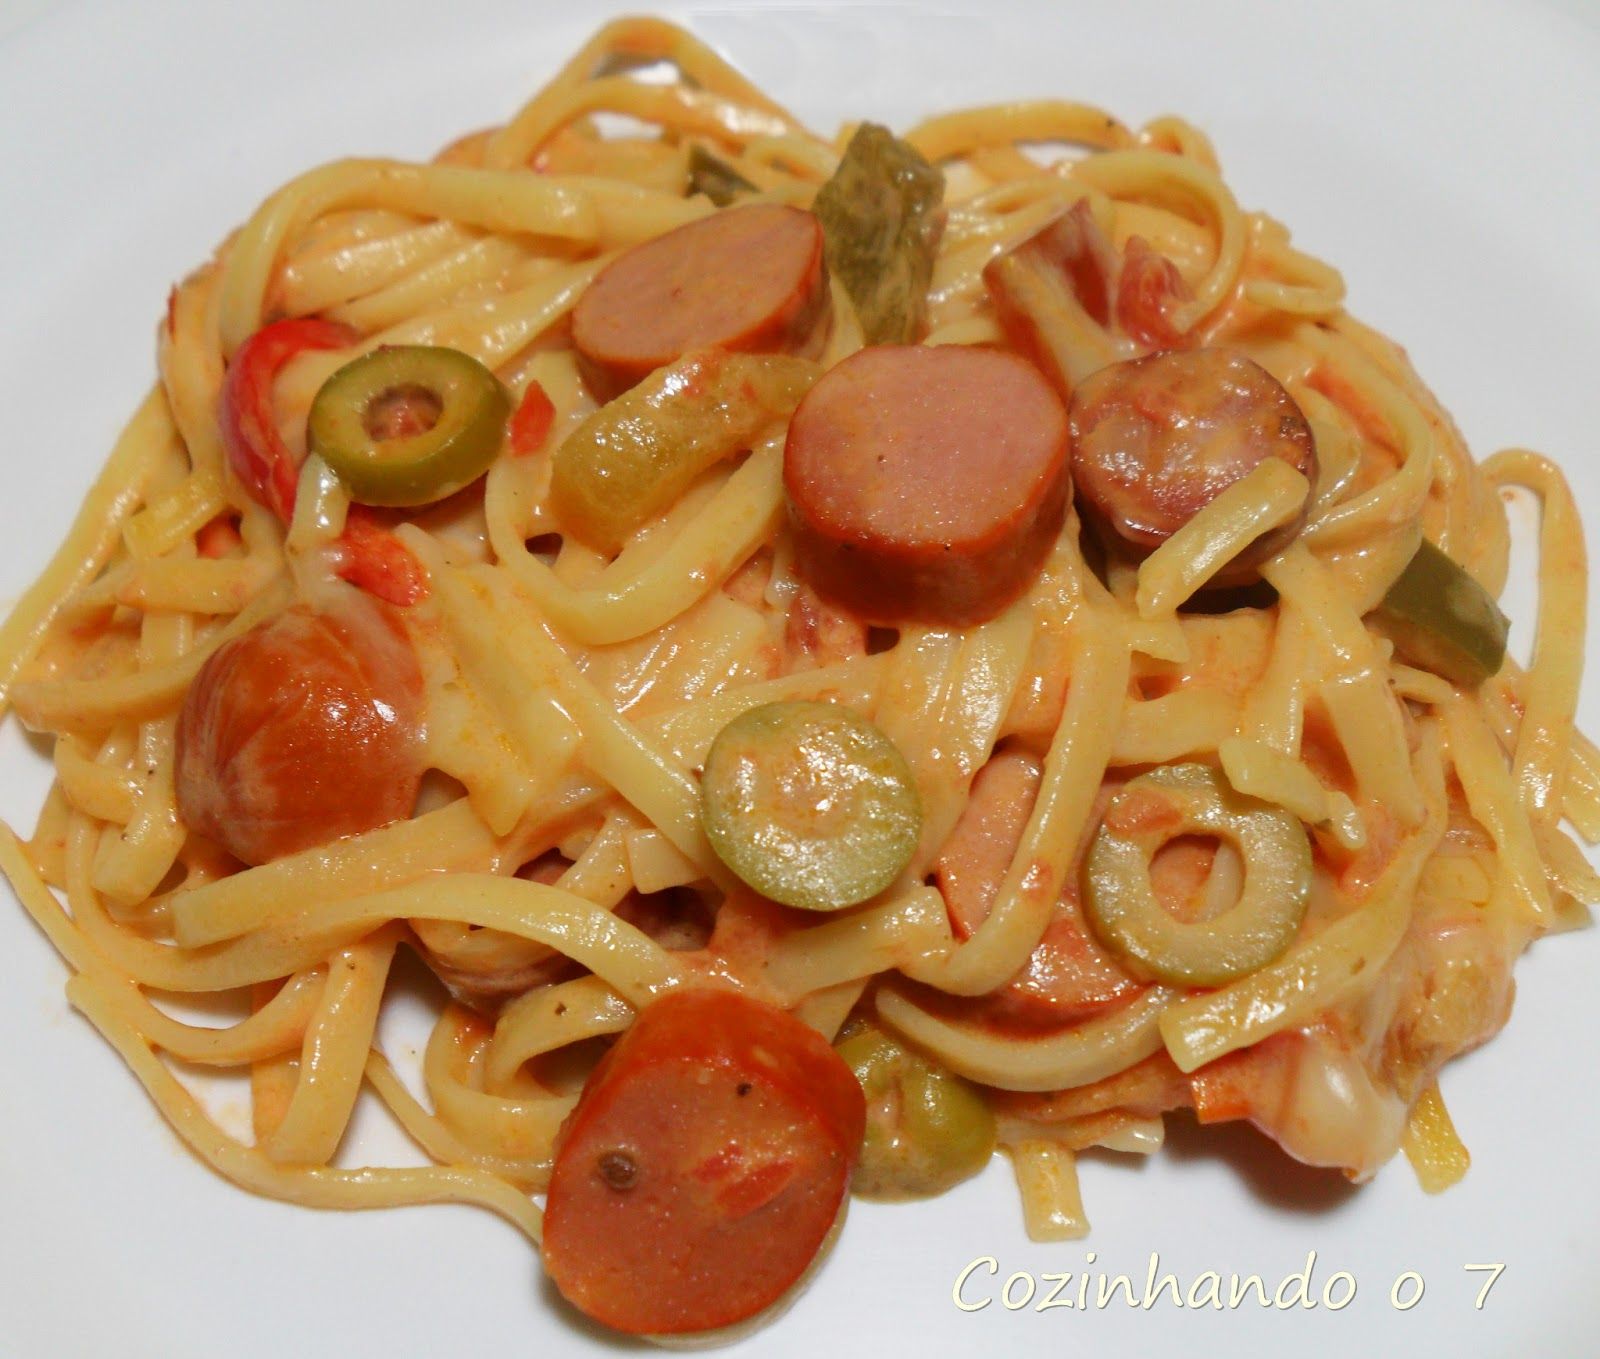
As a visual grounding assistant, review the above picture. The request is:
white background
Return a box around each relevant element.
[0,2,1597,1357]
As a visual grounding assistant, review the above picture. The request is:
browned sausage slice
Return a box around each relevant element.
[1069,348,1317,586]
[572,203,830,400]
[784,344,1069,626]
[542,987,864,1336]
[934,751,1142,1031]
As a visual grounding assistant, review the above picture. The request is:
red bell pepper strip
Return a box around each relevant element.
[217,318,429,605]
[220,318,355,521]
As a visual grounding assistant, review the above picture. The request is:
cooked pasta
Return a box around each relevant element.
[1,14,1591,1340]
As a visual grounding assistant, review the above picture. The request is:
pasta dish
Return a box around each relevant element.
[1,15,1592,1340]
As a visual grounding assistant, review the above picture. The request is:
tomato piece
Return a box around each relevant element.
[195,514,243,559]
[508,379,556,457]
[1116,236,1192,349]
[1189,1040,1279,1125]
[1025,198,1116,328]
[174,591,425,865]
[982,198,1119,399]
[782,582,867,671]
[543,987,864,1336]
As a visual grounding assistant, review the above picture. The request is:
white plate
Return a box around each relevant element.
[2,1,1597,1355]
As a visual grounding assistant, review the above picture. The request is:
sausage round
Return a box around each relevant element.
[174,592,424,865]
[572,203,830,400]
[934,751,1141,1031]
[1068,348,1316,586]
[542,986,865,1336]
[784,344,1070,626]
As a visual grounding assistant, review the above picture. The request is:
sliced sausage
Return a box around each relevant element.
[415,855,581,1012]
[175,591,424,866]
[421,879,715,1016]
[572,203,830,400]
[1069,347,1317,586]
[542,986,865,1336]
[934,751,1142,1030]
[784,344,1069,626]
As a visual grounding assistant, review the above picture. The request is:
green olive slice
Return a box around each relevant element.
[836,1023,995,1200]
[307,344,510,507]
[1083,763,1312,987]
[700,700,920,911]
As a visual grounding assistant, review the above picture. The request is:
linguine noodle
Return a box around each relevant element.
[1,12,1591,1323]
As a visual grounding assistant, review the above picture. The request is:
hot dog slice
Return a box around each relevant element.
[174,592,424,866]
[784,344,1069,626]
[934,751,1141,1030]
[572,203,830,400]
[1069,348,1317,586]
[542,987,865,1336]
